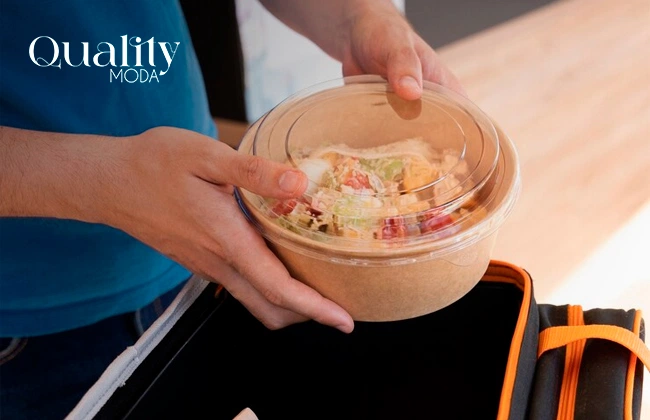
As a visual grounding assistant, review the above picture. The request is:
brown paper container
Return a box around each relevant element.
[265,233,496,321]
[235,77,520,322]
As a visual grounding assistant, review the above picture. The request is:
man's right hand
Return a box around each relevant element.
[0,125,355,333]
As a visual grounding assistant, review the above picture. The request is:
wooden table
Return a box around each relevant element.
[437,0,650,301]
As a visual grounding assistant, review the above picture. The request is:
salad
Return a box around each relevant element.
[265,138,485,243]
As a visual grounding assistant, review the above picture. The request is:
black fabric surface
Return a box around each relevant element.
[576,309,642,420]
[179,0,247,122]
[527,304,569,420]
[96,280,523,420]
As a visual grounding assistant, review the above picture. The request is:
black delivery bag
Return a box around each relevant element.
[78,261,648,420]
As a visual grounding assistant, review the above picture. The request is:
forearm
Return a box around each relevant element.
[258,0,399,60]
[0,126,126,223]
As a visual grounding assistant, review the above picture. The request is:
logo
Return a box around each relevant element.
[29,35,180,83]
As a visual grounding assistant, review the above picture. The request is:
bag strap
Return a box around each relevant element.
[538,324,649,369]
[555,305,586,420]
[540,308,647,420]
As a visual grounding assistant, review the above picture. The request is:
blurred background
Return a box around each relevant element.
[181,0,649,416]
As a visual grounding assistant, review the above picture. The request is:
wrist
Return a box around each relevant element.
[337,0,404,61]
[76,135,135,227]
[39,133,133,227]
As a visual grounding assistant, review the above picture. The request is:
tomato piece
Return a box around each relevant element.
[419,211,453,233]
[342,171,371,190]
[270,199,297,216]
[380,216,408,239]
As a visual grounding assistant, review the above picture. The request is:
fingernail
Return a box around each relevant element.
[278,170,304,194]
[399,76,421,93]
[337,321,354,334]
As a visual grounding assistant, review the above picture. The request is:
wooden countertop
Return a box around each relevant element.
[436,0,650,302]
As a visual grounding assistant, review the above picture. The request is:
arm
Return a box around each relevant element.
[0,126,301,221]
[0,127,102,221]
[0,125,354,333]
[0,126,125,221]
[258,0,466,99]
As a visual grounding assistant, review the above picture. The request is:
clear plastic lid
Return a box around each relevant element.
[236,75,519,261]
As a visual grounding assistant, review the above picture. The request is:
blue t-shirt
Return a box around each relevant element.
[0,0,217,336]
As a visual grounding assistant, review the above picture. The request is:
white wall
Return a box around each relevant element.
[236,0,406,122]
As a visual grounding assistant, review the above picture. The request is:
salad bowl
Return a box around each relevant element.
[235,75,520,321]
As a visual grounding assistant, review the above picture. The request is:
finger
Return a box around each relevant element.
[342,57,364,78]
[243,252,355,334]
[414,38,468,98]
[238,242,355,333]
[385,41,424,101]
[198,140,308,199]
[179,185,306,329]
[222,211,355,333]
[205,257,309,330]
[233,408,259,420]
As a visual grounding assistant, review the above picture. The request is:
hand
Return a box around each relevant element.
[103,127,354,333]
[341,1,466,100]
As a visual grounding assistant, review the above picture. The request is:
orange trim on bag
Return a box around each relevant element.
[538,325,650,369]
[555,305,586,420]
[481,275,523,289]
[625,310,643,420]
[484,260,532,420]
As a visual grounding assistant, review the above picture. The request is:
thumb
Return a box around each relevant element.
[386,42,423,101]
[201,141,308,199]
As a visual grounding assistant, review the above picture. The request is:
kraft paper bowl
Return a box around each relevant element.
[235,75,520,321]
